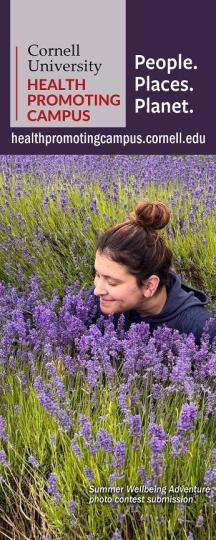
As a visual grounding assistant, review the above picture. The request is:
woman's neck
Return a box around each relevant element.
[137,285,167,317]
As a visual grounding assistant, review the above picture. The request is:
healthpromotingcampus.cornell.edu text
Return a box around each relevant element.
[11,131,206,147]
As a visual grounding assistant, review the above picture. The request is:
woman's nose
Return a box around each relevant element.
[94,281,107,296]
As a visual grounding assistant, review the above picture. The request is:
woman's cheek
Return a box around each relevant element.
[107,286,114,295]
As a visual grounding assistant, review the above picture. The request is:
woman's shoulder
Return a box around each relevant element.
[175,305,216,344]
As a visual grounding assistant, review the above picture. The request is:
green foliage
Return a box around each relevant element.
[0,367,215,539]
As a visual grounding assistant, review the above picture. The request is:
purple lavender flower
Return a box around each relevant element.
[171,436,188,457]
[34,377,71,432]
[156,516,164,524]
[16,371,27,387]
[0,415,8,441]
[71,436,83,458]
[207,354,216,377]
[139,467,146,482]
[47,473,61,504]
[177,403,197,435]
[109,472,117,485]
[196,513,204,527]
[83,466,95,482]
[111,533,122,540]
[177,503,185,525]
[28,455,39,469]
[52,375,67,400]
[112,440,126,469]
[68,499,76,514]
[79,415,92,442]
[204,467,216,485]
[211,449,216,463]
[64,355,77,375]
[206,392,216,416]
[171,402,197,456]
[126,414,142,440]
[96,429,114,453]
[0,450,9,468]
[147,423,167,478]
[14,405,21,414]
[118,383,131,415]
[49,434,55,446]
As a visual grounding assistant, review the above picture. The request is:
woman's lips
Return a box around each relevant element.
[100,298,113,304]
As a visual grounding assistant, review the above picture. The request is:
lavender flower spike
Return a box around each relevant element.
[47,473,61,504]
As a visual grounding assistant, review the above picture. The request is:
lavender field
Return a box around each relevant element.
[0,155,215,540]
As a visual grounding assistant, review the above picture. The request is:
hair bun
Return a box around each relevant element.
[133,200,170,230]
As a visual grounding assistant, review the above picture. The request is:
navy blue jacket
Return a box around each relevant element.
[86,274,216,344]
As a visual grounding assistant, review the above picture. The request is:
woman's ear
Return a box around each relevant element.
[142,275,160,298]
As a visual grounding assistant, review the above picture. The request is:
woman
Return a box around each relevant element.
[87,201,216,344]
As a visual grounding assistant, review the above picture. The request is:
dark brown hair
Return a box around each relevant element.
[96,201,173,288]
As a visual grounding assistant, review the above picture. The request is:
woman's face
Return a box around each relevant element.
[94,250,147,315]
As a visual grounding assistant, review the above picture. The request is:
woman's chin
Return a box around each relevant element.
[100,300,115,313]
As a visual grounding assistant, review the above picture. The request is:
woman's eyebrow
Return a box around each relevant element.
[94,269,123,282]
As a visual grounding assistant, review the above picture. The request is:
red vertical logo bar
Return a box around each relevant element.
[16,46,18,121]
